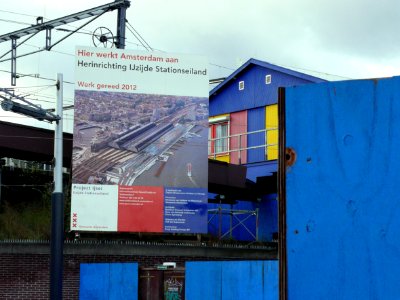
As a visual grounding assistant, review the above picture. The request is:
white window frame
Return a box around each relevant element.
[265,74,272,85]
[215,122,229,154]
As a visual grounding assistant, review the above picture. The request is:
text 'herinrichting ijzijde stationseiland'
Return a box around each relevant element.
[71,46,209,233]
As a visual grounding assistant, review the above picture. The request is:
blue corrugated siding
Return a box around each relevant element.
[186,261,278,300]
[210,65,311,116]
[80,263,138,300]
[285,76,400,299]
[247,107,266,163]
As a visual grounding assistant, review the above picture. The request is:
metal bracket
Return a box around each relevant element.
[11,38,17,86]
[46,28,52,50]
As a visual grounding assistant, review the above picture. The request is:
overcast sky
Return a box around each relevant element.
[0,0,399,131]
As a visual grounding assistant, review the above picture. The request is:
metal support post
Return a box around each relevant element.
[229,204,233,239]
[50,73,64,300]
[218,200,222,240]
[0,166,2,207]
[255,208,259,241]
[116,1,129,49]
[11,38,17,86]
[46,28,52,50]
[238,134,242,165]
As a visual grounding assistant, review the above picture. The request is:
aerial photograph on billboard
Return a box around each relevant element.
[72,91,208,188]
[70,46,209,233]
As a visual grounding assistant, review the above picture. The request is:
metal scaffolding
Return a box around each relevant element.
[208,204,259,241]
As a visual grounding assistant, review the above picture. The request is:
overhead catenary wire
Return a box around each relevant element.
[0,8,39,18]
[24,35,153,57]
[126,20,154,51]
[0,68,74,84]
[0,18,32,26]
[14,88,75,102]
[4,89,75,107]
[0,95,74,106]
[0,6,355,80]
[0,90,74,115]
[277,63,352,80]
[0,7,99,38]
[23,42,75,57]
[23,96,74,106]
[14,87,55,97]
[125,19,153,51]
[16,85,55,99]
[4,84,54,90]
[0,16,249,83]
[0,2,112,93]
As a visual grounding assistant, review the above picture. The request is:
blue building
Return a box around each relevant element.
[208,58,325,241]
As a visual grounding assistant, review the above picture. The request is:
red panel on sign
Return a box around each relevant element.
[118,186,164,232]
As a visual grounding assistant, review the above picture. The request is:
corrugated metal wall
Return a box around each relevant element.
[230,110,247,164]
[80,263,138,300]
[185,260,278,300]
[247,107,266,163]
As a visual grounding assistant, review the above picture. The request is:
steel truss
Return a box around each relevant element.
[0,0,130,85]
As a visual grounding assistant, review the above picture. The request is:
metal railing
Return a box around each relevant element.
[208,127,278,163]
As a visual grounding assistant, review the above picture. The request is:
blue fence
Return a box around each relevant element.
[80,262,138,300]
[185,260,278,300]
[284,76,400,299]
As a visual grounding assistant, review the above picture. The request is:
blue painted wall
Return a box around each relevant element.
[258,193,278,241]
[186,260,278,300]
[247,106,266,163]
[210,65,313,116]
[80,263,138,300]
[284,76,400,299]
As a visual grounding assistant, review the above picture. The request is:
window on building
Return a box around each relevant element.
[208,126,212,155]
[214,123,229,154]
[239,81,244,91]
[209,115,230,159]
[265,75,272,84]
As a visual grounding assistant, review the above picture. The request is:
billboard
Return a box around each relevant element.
[71,46,208,233]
